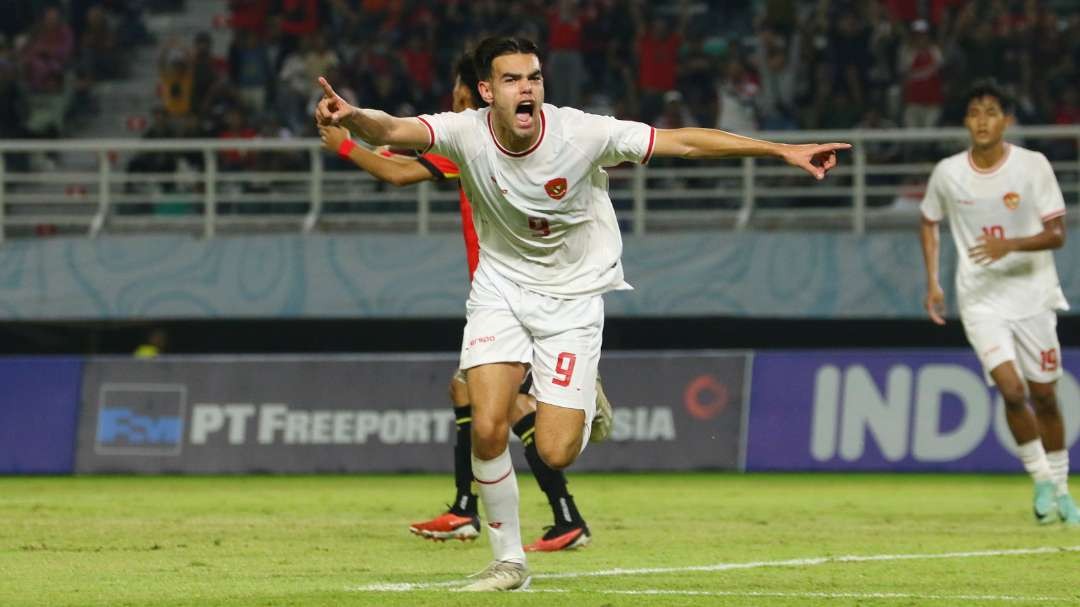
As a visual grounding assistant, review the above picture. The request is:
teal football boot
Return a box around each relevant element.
[1034,480,1056,525]
[1057,493,1080,527]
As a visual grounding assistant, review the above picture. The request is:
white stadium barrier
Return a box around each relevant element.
[0,126,1078,242]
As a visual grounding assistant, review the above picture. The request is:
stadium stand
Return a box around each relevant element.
[0,0,1078,238]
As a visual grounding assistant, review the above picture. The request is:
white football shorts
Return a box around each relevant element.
[459,261,601,430]
[961,308,1062,385]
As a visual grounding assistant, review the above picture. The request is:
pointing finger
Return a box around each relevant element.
[819,142,852,152]
[318,76,337,99]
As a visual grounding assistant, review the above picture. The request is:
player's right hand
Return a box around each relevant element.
[316,76,357,127]
[925,285,946,325]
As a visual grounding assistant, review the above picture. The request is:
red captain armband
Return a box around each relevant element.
[337,138,357,160]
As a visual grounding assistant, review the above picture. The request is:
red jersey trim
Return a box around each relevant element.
[1042,209,1066,221]
[487,110,546,158]
[458,186,479,280]
[417,116,435,154]
[967,143,1010,176]
[641,127,657,164]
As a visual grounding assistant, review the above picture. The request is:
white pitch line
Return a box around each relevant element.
[348,545,1080,592]
[524,589,1069,602]
[536,544,1080,581]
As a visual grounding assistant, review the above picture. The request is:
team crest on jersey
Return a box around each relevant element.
[1003,192,1020,210]
[544,177,568,200]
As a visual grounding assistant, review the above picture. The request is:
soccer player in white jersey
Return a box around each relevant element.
[320,54,604,552]
[317,36,849,591]
[920,80,1079,527]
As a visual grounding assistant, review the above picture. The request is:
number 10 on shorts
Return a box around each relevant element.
[553,352,577,386]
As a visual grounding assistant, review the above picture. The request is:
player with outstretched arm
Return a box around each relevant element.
[317,36,849,590]
[320,54,603,553]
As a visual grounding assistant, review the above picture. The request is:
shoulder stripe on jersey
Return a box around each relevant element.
[1041,209,1066,221]
[642,127,657,165]
[487,110,546,158]
[417,116,435,154]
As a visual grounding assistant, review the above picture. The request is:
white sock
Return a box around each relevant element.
[1046,450,1070,496]
[1017,439,1053,483]
[472,447,524,565]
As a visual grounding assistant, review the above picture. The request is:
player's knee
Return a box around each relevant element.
[1030,390,1058,416]
[999,382,1027,410]
[537,445,574,470]
[536,438,579,471]
[471,417,509,458]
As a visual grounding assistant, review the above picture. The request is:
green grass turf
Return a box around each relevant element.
[1,474,1078,606]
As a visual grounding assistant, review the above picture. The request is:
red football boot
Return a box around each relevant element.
[408,510,480,541]
[524,522,591,552]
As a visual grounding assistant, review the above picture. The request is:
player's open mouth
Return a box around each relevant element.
[514,101,535,129]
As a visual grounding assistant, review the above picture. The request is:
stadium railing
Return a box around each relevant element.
[0,126,1077,241]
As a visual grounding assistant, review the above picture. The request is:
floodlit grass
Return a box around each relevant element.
[1,474,1078,606]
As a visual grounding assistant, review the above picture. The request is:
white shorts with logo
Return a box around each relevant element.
[961,307,1062,385]
[460,262,601,436]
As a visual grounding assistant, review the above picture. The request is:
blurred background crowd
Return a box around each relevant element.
[0,0,1077,212]
[1,1,1078,141]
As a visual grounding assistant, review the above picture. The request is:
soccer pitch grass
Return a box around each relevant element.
[2,474,1078,606]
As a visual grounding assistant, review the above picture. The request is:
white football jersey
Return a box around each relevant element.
[418,104,655,297]
[920,144,1068,319]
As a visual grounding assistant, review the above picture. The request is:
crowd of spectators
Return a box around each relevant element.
[188,0,1080,137]
[9,1,1080,218]
[0,1,157,150]
[110,0,1076,216]
[7,1,1080,149]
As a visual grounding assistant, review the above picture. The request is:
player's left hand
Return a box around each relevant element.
[968,234,1012,265]
[780,143,852,180]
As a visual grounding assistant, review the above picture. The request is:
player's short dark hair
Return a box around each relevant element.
[472,36,539,81]
[455,53,485,107]
[963,79,1015,115]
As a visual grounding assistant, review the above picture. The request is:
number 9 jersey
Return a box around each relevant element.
[418,104,656,298]
[920,144,1068,319]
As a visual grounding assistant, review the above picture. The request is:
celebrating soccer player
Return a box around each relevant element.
[919,79,1079,526]
[317,36,848,591]
[319,54,602,553]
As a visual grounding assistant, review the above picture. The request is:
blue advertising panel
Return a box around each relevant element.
[74,352,748,474]
[0,358,83,474]
[745,350,1080,471]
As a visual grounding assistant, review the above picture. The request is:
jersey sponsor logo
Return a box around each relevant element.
[1003,192,1020,210]
[544,177,568,200]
